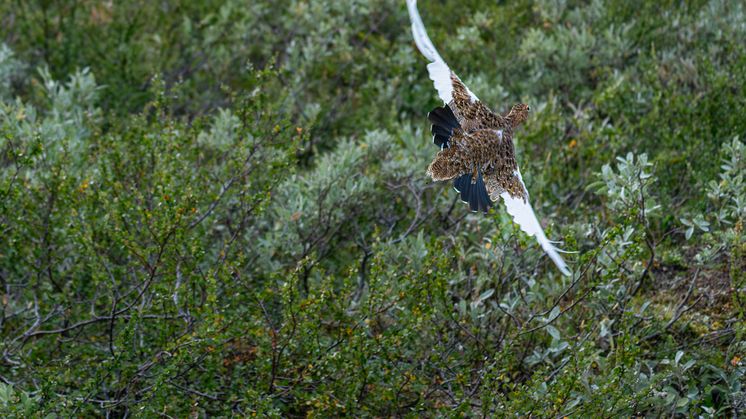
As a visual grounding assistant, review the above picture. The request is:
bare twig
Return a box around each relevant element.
[642,268,702,342]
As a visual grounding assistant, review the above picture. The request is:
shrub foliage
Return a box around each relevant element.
[1,0,744,416]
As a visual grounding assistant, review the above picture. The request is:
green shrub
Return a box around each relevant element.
[1,0,743,416]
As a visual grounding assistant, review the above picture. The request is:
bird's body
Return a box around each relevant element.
[426,74,529,204]
[407,0,571,276]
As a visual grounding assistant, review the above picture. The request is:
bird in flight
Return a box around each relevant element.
[406,0,570,275]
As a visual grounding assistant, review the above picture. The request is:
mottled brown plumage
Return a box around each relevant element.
[448,74,508,132]
[426,74,530,206]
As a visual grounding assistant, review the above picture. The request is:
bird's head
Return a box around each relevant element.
[507,103,530,128]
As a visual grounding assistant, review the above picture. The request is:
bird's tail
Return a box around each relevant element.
[454,170,492,213]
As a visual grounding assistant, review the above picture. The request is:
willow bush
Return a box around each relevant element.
[1,0,744,416]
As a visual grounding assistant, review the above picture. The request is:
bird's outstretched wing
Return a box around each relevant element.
[406,0,505,133]
[487,170,571,276]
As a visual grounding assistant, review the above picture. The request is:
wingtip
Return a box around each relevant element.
[537,238,571,276]
[500,191,571,276]
[557,267,572,277]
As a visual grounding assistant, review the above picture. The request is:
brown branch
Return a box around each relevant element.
[642,268,701,342]
[518,285,595,336]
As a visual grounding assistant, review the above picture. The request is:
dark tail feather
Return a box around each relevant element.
[428,106,459,148]
[474,171,491,212]
[453,170,491,213]
[454,174,471,203]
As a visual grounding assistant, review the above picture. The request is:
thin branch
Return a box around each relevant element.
[642,268,702,342]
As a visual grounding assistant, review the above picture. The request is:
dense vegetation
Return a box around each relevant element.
[1,0,744,416]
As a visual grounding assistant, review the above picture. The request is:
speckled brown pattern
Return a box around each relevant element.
[426,142,463,180]
[427,73,530,202]
[448,73,507,132]
[504,103,529,129]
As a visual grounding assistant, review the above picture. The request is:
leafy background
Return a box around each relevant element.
[0,0,744,416]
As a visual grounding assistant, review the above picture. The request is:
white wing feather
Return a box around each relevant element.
[406,0,477,104]
[500,170,570,276]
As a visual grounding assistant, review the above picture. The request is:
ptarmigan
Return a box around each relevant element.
[407,0,571,276]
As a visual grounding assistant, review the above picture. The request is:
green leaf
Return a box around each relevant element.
[546,325,561,341]
[547,306,561,322]
[478,288,495,302]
